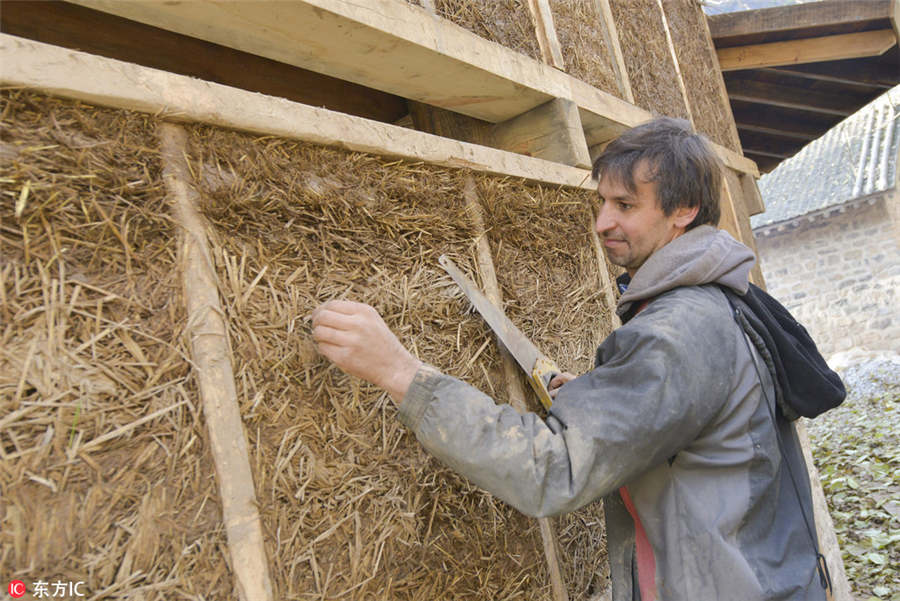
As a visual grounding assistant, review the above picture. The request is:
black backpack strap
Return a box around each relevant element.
[725,292,833,596]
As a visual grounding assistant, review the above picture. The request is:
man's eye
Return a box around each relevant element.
[618,202,631,210]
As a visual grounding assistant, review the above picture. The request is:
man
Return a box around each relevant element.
[312,118,823,600]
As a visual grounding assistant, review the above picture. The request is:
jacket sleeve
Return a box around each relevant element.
[397,290,737,517]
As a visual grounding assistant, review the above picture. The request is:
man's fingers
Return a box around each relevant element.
[314,299,368,317]
[311,308,359,332]
[312,324,355,347]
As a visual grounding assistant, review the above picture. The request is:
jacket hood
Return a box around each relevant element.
[617,225,755,317]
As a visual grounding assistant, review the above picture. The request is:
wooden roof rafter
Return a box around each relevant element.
[709,0,900,173]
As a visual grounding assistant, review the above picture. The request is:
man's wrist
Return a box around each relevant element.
[383,355,423,405]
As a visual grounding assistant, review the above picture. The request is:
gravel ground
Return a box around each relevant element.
[806,352,900,600]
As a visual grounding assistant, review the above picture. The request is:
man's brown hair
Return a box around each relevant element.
[592,117,722,229]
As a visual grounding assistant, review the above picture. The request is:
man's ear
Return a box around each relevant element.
[673,204,700,229]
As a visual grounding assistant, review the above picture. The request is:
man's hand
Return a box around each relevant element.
[548,372,577,399]
[311,300,422,404]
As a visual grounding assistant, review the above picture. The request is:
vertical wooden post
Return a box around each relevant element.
[159,123,274,601]
[655,0,695,127]
[463,176,570,601]
[593,0,634,104]
[528,0,566,70]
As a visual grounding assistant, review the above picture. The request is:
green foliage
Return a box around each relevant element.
[808,366,900,600]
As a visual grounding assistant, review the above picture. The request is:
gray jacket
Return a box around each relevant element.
[399,226,824,600]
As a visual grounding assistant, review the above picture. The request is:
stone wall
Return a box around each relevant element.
[755,191,900,357]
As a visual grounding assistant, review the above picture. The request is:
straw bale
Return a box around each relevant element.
[550,0,621,96]
[475,176,615,598]
[0,91,230,598]
[608,0,691,121]
[433,0,542,64]
[662,0,740,151]
[188,121,616,598]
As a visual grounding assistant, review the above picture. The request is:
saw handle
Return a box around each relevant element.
[530,356,561,410]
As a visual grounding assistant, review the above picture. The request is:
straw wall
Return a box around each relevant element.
[608,0,691,121]
[662,0,741,152]
[0,91,231,597]
[432,0,542,63]
[2,90,618,599]
[550,0,622,96]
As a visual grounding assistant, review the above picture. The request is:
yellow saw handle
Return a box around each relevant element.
[530,356,561,410]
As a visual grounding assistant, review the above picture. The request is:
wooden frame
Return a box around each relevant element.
[717,29,896,71]
[61,0,756,176]
[0,35,594,190]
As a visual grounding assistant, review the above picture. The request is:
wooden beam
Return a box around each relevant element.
[0,34,593,189]
[66,0,566,123]
[722,169,765,286]
[717,29,896,71]
[709,0,892,39]
[732,101,840,140]
[159,122,274,601]
[739,173,766,216]
[656,0,695,127]
[736,124,817,142]
[407,101,495,147]
[493,98,592,169]
[528,0,566,70]
[0,0,408,124]
[725,79,859,117]
[765,58,899,89]
[743,153,783,174]
[59,0,760,177]
[695,2,743,152]
[593,0,634,104]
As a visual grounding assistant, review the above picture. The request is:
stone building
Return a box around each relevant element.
[753,88,900,357]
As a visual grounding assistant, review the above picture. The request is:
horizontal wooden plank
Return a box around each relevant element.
[709,0,891,40]
[0,34,594,190]
[63,0,758,177]
[766,54,899,88]
[732,100,842,140]
[67,0,565,123]
[717,29,896,71]
[0,0,408,124]
[724,78,859,116]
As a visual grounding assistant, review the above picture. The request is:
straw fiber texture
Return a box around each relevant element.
[2,90,618,599]
[1,91,230,598]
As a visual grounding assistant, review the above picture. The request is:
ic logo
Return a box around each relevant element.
[8,580,26,598]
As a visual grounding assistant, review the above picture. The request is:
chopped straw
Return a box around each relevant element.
[2,88,619,600]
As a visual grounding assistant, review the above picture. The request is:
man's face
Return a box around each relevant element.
[595,161,699,276]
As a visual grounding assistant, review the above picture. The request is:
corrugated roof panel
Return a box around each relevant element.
[752,85,900,229]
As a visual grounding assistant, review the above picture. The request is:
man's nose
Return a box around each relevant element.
[594,204,616,235]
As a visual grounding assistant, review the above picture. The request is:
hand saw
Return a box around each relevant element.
[439,255,560,410]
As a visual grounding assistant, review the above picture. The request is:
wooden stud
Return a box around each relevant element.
[655,0,695,127]
[795,421,854,601]
[717,29,896,71]
[592,0,634,104]
[462,177,569,601]
[528,0,566,70]
[493,98,592,169]
[158,123,274,601]
[696,4,744,152]
[722,169,766,287]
